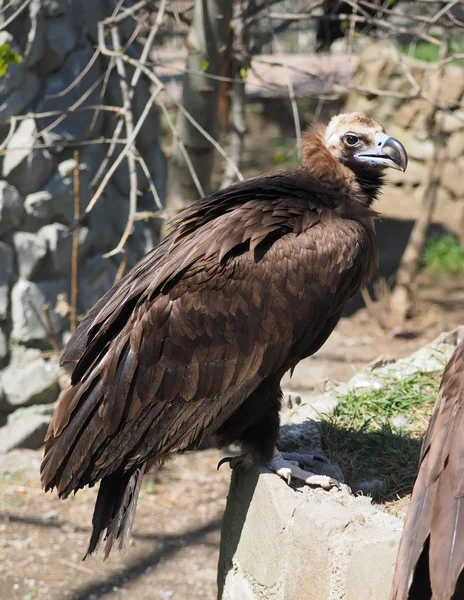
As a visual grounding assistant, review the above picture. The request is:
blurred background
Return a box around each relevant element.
[0,1,463,598]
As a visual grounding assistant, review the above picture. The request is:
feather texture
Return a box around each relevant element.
[391,339,464,600]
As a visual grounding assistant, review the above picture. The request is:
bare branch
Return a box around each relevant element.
[109,24,139,257]
[70,150,80,333]
[84,84,162,217]
[0,0,31,30]
[136,150,163,211]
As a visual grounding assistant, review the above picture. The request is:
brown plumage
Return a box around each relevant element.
[391,339,464,600]
[41,112,407,558]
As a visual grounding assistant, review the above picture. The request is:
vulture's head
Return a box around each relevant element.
[324,112,408,174]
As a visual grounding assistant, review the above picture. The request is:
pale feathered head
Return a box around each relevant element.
[324,112,408,172]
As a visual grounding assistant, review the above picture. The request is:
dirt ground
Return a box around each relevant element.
[1,273,463,600]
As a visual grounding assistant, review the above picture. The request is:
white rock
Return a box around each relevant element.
[0,242,13,320]
[2,118,57,196]
[0,357,60,412]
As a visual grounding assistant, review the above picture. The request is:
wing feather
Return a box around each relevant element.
[391,340,464,600]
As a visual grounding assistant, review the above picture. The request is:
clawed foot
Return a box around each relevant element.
[217,454,247,471]
[268,449,340,490]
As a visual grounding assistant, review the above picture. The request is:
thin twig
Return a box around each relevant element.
[45,47,102,99]
[35,75,104,139]
[101,0,152,25]
[91,118,125,187]
[0,351,59,374]
[0,0,31,30]
[109,24,139,257]
[41,304,61,353]
[157,96,204,197]
[136,150,163,210]
[84,85,162,218]
[71,150,80,333]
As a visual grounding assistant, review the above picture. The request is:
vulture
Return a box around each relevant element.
[391,339,464,600]
[41,112,407,558]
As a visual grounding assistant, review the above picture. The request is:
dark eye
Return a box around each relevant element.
[344,134,360,147]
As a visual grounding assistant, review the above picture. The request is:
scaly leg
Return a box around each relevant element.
[268,448,340,489]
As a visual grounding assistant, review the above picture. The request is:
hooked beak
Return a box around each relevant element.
[355,132,408,172]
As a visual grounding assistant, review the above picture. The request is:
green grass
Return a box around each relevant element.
[320,371,441,502]
[399,38,464,66]
[423,234,464,277]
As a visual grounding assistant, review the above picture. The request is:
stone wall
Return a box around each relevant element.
[345,41,464,235]
[0,0,166,451]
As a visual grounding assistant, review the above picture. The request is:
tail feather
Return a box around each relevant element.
[85,464,146,560]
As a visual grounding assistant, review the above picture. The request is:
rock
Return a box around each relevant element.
[0,324,7,361]
[25,1,46,68]
[38,222,72,276]
[424,65,464,107]
[441,161,462,198]
[24,190,54,221]
[0,180,24,237]
[395,99,433,130]
[381,124,434,162]
[40,15,78,74]
[41,0,69,17]
[386,158,424,186]
[448,132,464,160]
[345,328,462,394]
[86,183,127,254]
[79,255,117,311]
[11,278,70,344]
[439,110,464,133]
[221,571,256,600]
[77,0,112,42]
[0,72,40,125]
[36,46,103,147]
[413,185,452,211]
[0,32,25,101]
[3,118,57,196]
[0,241,13,320]
[79,141,108,181]
[9,345,42,366]
[403,133,434,161]
[43,158,91,223]
[13,231,47,279]
[0,403,57,453]
[0,355,60,412]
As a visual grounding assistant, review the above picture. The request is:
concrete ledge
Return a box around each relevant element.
[218,329,464,599]
[218,466,402,600]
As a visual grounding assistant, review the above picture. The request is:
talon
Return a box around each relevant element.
[217,455,245,471]
[217,457,231,470]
